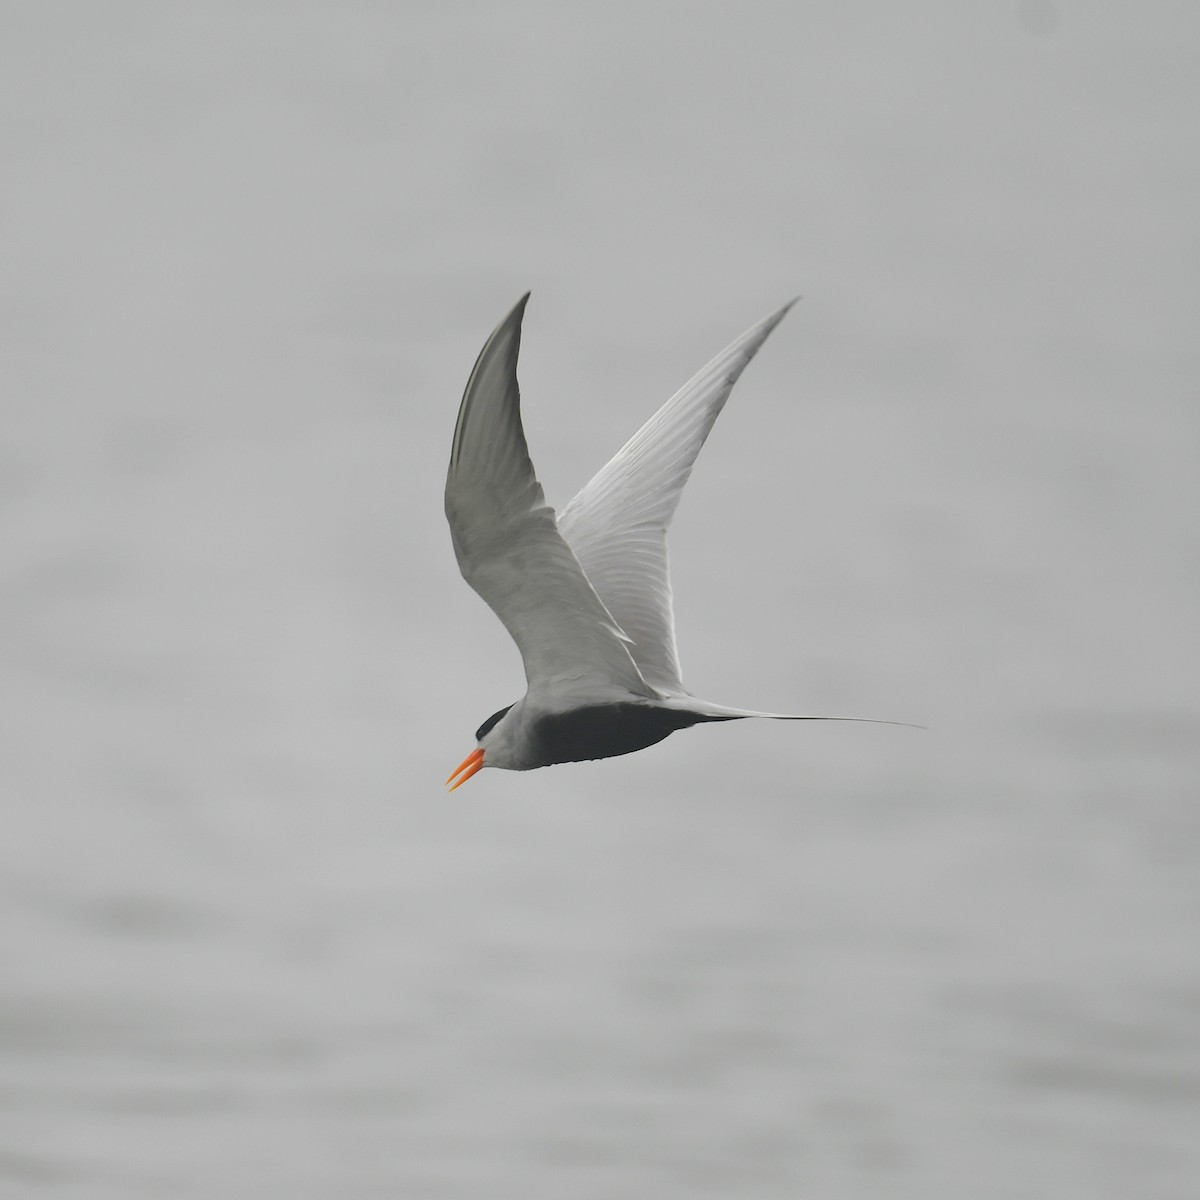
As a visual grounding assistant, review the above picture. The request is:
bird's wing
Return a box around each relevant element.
[445,294,653,699]
[556,301,796,696]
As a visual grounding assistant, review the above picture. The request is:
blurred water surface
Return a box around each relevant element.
[2,4,1198,1197]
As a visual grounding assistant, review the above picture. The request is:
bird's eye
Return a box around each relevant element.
[474,704,513,742]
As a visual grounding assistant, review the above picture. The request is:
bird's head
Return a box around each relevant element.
[445,702,516,791]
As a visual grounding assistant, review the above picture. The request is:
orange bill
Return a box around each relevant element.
[446,747,485,791]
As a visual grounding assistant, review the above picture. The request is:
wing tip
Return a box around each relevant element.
[493,291,532,339]
[765,295,801,330]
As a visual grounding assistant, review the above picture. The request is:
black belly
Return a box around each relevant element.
[530,702,739,766]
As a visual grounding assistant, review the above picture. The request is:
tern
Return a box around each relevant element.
[445,295,906,791]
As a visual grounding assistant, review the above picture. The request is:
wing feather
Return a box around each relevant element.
[557,302,796,695]
[445,295,653,698]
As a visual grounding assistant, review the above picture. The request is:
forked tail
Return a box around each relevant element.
[662,695,924,729]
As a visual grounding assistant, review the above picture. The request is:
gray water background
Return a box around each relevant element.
[2,3,1198,1196]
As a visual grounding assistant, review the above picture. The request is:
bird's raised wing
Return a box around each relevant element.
[445,295,653,699]
[556,301,796,695]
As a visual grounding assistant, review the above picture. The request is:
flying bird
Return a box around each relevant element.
[445,295,906,791]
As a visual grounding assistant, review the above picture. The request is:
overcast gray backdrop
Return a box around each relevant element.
[3,3,1198,1197]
